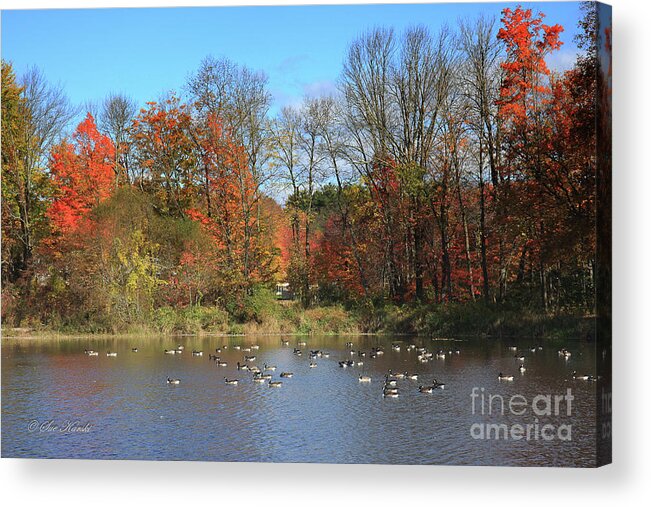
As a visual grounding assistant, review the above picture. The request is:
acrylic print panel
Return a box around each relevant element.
[0,1,611,467]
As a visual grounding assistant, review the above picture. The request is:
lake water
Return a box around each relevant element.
[1,334,599,466]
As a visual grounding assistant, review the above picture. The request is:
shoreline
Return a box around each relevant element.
[2,303,595,342]
[1,329,587,342]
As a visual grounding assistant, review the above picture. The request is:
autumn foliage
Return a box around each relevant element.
[1,4,609,332]
[47,114,115,241]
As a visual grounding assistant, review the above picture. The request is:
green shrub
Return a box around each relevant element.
[152,305,229,334]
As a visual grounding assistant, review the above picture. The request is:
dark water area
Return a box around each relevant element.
[1,334,600,466]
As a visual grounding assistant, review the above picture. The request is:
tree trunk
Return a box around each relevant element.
[479,143,491,304]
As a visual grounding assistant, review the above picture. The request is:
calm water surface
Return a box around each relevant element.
[2,334,599,466]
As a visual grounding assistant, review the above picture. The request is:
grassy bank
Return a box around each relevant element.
[2,291,593,340]
[355,300,594,340]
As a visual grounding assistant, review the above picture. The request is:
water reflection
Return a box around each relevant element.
[2,334,598,466]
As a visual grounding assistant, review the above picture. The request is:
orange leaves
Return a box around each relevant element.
[130,94,196,213]
[47,113,115,241]
[497,6,564,123]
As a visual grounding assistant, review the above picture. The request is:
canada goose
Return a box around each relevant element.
[293,348,302,356]
[515,355,525,361]
[392,344,401,351]
[358,351,366,357]
[281,339,290,346]
[384,379,398,387]
[251,345,260,350]
[309,362,317,368]
[233,345,241,350]
[389,370,405,379]
[215,348,222,353]
[383,391,399,398]
[530,347,537,353]
[260,373,272,380]
[269,381,283,388]
[244,355,256,362]
[383,387,399,394]
[237,362,249,371]
[224,378,239,385]
[192,350,203,356]
[131,348,139,353]
[356,361,364,366]
[432,379,446,389]
[338,361,349,368]
[572,371,597,381]
[242,347,251,352]
[508,346,518,351]
[345,342,353,348]
[106,351,118,357]
[263,363,277,371]
[322,352,330,358]
[558,348,572,358]
[407,373,419,380]
[346,360,355,367]
[166,377,180,385]
[297,341,307,346]
[436,352,446,360]
[249,366,261,374]
[85,349,99,356]
[358,375,372,382]
[280,372,293,378]
[419,385,434,393]
[164,349,176,355]
[349,350,356,356]
[208,354,218,361]
[252,375,266,383]
[498,372,514,381]
[217,360,228,367]
[519,364,526,373]
[176,345,184,351]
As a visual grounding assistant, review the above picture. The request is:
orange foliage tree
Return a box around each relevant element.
[47,113,115,248]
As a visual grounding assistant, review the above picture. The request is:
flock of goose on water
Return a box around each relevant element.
[82,339,596,396]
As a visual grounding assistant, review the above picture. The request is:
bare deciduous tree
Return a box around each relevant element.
[15,67,76,270]
[98,93,137,185]
[458,16,502,302]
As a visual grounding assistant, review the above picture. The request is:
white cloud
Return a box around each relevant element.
[301,79,338,98]
[547,49,579,73]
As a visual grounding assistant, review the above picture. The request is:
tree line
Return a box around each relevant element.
[1,4,609,331]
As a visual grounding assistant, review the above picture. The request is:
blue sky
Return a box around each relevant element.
[1,2,584,116]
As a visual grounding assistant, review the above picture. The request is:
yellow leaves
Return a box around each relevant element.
[107,228,162,317]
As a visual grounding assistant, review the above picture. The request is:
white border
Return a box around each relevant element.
[1,0,650,505]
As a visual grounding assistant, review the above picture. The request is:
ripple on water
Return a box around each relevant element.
[1,335,598,465]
